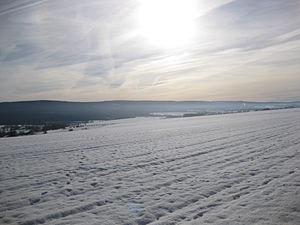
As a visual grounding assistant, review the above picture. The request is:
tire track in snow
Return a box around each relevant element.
[1,122,298,215]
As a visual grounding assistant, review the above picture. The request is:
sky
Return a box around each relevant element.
[0,0,300,102]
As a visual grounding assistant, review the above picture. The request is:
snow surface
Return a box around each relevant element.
[0,109,300,225]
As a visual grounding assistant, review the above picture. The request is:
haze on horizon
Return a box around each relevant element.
[0,0,300,102]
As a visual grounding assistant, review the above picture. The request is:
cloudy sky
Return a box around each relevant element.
[0,0,300,102]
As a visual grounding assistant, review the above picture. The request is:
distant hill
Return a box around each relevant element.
[0,100,299,125]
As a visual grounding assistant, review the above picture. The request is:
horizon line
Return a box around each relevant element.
[1,99,300,104]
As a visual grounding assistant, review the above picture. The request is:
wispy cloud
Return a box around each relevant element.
[0,0,49,16]
[0,0,300,101]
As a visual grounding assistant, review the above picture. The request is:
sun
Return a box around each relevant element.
[137,0,198,48]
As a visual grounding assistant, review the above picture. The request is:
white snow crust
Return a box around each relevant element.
[0,109,300,225]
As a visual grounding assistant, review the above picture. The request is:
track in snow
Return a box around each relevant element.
[0,109,300,225]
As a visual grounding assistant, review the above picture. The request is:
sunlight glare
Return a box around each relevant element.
[138,0,198,48]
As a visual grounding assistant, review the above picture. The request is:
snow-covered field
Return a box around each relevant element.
[0,109,300,225]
